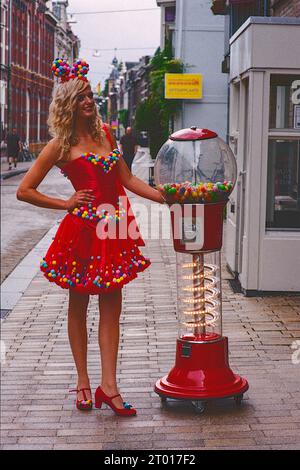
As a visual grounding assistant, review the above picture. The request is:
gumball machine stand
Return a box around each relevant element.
[153,127,249,413]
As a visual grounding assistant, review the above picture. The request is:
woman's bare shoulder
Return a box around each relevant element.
[46,137,62,152]
[103,123,118,149]
[40,138,63,162]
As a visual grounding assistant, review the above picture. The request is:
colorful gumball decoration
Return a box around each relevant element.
[156,181,234,204]
[71,59,90,82]
[51,58,71,82]
[51,58,90,83]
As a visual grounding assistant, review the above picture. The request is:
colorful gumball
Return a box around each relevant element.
[156,180,234,204]
[51,57,90,83]
[51,58,71,82]
[71,59,90,82]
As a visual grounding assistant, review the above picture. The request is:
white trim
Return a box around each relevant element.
[37,94,41,142]
[26,90,30,143]
[26,11,30,70]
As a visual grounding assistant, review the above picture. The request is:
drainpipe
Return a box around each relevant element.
[175,0,184,60]
[263,0,269,16]
[7,0,12,131]
[175,0,184,129]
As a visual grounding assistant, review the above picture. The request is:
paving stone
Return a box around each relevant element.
[1,192,300,450]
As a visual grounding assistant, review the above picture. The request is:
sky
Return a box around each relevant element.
[67,0,161,89]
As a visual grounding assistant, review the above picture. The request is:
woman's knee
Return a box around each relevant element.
[68,290,90,316]
[98,289,122,316]
[99,288,122,305]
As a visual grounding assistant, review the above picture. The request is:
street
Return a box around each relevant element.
[1,164,73,283]
[1,0,300,454]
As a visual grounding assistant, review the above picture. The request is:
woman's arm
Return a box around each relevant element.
[107,125,165,204]
[16,138,95,211]
[16,138,68,209]
[118,156,165,203]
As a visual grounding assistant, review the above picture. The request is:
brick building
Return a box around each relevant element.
[9,0,57,153]
[0,0,10,142]
[50,1,80,67]
[3,0,79,155]
[270,0,300,16]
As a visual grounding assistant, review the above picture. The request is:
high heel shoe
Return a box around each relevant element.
[69,387,93,411]
[94,386,136,416]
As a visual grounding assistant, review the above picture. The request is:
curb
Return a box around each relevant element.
[0,218,62,312]
[0,168,29,180]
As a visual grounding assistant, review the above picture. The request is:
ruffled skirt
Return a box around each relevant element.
[40,213,151,294]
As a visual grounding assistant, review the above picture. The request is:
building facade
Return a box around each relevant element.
[157,0,228,140]
[123,56,151,129]
[157,0,176,52]
[104,56,151,137]
[3,0,79,155]
[211,1,300,293]
[49,1,80,65]
[270,0,300,16]
[0,0,9,143]
[10,0,58,153]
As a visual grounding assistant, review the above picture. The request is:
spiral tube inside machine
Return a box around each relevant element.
[178,252,221,340]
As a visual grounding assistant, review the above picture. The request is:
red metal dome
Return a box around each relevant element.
[170,126,218,141]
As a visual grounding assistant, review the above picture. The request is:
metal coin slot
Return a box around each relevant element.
[181,343,192,358]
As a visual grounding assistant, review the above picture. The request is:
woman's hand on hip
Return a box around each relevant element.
[65,189,95,212]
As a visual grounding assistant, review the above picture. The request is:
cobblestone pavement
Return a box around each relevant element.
[1,216,300,449]
[1,159,300,450]
[1,162,72,283]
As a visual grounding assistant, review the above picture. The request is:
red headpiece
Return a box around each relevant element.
[51,58,89,83]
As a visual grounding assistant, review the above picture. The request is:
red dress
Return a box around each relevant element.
[40,124,151,294]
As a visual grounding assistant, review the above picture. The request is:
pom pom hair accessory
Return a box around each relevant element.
[51,58,89,83]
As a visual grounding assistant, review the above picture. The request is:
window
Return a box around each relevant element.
[266,140,300,229]
[269,74,300,130]
[26,90,30,144]
[27,11,31,70]
[165,6,176,23]
[37,94,41,142]
[266,74,300,230]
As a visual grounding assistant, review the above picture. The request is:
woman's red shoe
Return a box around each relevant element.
[69,387,93,411]
[94,386,137,416]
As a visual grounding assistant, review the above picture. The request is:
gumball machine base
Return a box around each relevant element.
[154,336,249,410]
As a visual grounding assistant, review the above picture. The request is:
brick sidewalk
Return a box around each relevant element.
[1,197,300,450]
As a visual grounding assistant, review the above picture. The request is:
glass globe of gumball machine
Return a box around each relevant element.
[154,127,249,413]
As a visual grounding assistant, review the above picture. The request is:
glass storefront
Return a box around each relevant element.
[269,74,300,130]
[266,74,300,230]
[266,139,300,229]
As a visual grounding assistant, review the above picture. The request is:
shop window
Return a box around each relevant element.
[165,6,176,23]
[230,81,240,133]
[266,139,300,230]
[230,0,265,36]
[269,74,300,130]
[267,74,300,230]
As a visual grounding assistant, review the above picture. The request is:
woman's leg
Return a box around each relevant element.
[68,289,91,401]
[98,288,125,408]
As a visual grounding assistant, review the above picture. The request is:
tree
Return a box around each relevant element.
[134,43,184,158]
[118,109,129,128]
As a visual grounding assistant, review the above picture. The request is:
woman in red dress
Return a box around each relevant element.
[16,59,165,416]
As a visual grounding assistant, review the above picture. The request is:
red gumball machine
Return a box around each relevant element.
[153,127,249,413]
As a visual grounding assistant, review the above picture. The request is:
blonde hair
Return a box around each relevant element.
[47,78,105,160]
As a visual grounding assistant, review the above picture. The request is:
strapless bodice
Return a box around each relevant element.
[60,149,121,206]
[59,148,140,231]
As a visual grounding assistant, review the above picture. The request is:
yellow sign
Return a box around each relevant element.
[96,82,101,96]
[165,73,203,99]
